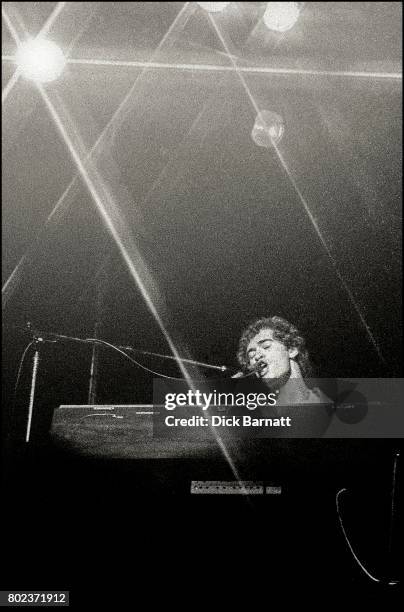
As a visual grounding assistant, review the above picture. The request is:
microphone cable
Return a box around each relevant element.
[336,487,400,586]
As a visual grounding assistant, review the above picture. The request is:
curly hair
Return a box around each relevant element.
[237,316,313,378]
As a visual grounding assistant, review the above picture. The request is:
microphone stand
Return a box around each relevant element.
[120,346,228,372]
[22,324,229,370]
[25,339,40,443]
[21,323,231,442]
[24,323,58,443]
[87,258,109,405]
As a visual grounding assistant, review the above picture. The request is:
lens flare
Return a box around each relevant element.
[251,110,285,147]
[263,2,302,32]
[16,38,66,83]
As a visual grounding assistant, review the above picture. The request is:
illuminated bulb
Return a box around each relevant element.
[15,38,66,83]
[197,2,230,12]
[251,111,284,147]
[263,2,302,32]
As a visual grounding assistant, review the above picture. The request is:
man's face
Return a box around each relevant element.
[246,328,297,379]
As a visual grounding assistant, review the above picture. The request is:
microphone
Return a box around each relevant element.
[24,322,59,342]
[231,362,266,378]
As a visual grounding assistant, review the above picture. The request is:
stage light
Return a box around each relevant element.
[197,2,230,12]
[15,38,66,83]
[263,2,302,32]
[251,110,284,147]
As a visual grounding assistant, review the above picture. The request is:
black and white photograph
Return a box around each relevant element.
[2,1,403,604]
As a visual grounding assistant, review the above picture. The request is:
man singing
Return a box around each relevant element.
[236,316,331,407]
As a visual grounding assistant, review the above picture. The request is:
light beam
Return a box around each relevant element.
[208,12,387,366]
[37,83,195,381]
[66,57,402,80]
[3,2,194,306]
[37,83,244,486]
[2,68,20,104]
[2,5,20,44]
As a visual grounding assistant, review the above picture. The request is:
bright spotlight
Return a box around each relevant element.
[197,2,230,12]
[251,110,285,148]
[263,2,303,32]
[15,38,66,83]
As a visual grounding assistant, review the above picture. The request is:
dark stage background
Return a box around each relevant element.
[2,1,403,601]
